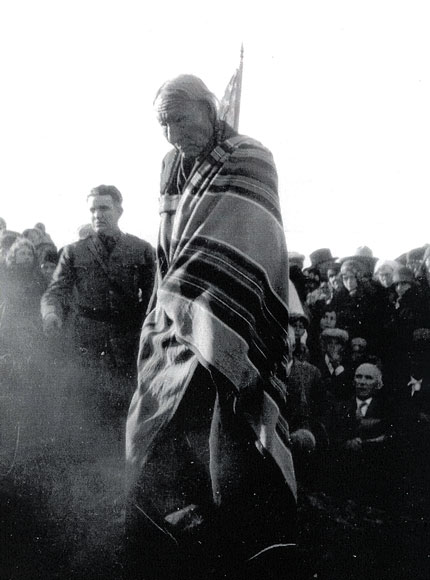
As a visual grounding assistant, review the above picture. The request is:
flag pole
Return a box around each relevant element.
[219,44,244,131]
[233,44,244,131]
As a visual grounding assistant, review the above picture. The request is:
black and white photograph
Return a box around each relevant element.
[1,1,429,579]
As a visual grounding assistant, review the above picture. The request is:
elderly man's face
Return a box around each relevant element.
[354,363,382,400]
[157,99,214,158]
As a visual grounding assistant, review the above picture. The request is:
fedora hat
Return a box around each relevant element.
[309,248,337,268]
[339,246,378,274]
[288,251,305,269]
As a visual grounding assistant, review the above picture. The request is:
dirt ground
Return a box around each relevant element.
[1,391,429,580]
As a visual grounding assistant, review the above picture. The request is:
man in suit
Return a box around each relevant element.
[324,360,392,504]
[41,185,155,428]
[315,328,354,401]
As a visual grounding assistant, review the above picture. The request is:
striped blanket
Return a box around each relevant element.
[126,127,296,499]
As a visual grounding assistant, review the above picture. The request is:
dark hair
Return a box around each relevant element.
[88,185,123,206]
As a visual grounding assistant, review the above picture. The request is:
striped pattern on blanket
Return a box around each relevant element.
[126,128,296,498]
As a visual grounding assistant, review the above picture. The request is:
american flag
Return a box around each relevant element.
[219,45,244,132]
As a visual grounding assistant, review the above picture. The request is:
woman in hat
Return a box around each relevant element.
[0,237,46,389]
[331,260,384,357]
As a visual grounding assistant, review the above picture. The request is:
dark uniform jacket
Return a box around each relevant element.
[41,232,155,366]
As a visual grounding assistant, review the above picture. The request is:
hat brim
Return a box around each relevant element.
[339,255,377,263]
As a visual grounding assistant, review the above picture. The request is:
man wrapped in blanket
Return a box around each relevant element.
[125,75,297,580]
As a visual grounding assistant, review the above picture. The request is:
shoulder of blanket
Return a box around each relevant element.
[220,133,277,167]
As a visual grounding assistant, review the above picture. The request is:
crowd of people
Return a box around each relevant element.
[0,220,59,396]
[1,74,429,580]
[287,244,430,515]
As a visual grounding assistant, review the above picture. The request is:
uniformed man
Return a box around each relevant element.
[41,184,155,425]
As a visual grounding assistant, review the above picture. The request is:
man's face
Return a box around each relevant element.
[88,194,122,236]
[354,363,381,400]
[157,99,214,158]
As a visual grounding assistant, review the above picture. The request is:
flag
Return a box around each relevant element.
[219,45,243,132]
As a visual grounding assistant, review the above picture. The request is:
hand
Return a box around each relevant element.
[43,313,62,335]
[290,429,316,453]
[345,437,362,452]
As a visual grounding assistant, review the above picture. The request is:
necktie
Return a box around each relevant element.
[99,234,117,254]
[356,401,367,419]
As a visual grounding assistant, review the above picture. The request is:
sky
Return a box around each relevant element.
[1,0,429,265]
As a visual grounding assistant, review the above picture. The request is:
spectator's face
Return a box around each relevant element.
[328,269,341,290]
[41,261,56,281]
[377,266,393,288]
[354,363,381,400]
[292,319,306,339]
[88,194,122,236]
[157,99,214,158]
[351,337,367,354]
[395,280,411,299]
[324,337,344,360]
[15,245,34,266]
[320,311,336,330]
[304,270,320,293]
[341,270,358,292]
[351,337,367,362]
[26,229,43,246]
